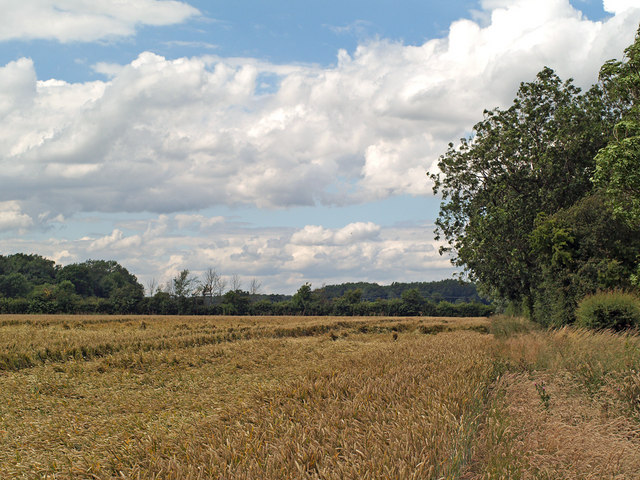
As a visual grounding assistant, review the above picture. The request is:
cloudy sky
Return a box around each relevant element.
[1,0,639,294]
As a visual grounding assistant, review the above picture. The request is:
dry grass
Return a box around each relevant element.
[495,372,640,479]
[474,324,640,479]
[1,314,639,479]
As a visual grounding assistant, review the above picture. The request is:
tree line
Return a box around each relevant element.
[0,253,493,317]
[318,280,486,303]
[431,27,640,326]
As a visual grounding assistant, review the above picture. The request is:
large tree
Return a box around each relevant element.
[431,67,616,313]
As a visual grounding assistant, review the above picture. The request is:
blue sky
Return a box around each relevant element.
[1,0,612,82]
[0,0,638,293]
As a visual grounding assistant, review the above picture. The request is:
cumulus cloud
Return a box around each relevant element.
[290,222,381,246]
[603,0,640,14]
[1,0,638,226]
[0,0,200,42]
[0,58,37,116]
[0,201,34,232]
[88,229,142,251]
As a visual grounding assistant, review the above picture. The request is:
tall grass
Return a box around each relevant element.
[124,333,495,479]
[478,322,640,478]
[0,315,488,372]
[489,315,537,339]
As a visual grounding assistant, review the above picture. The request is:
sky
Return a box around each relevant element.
[0,0,639,294]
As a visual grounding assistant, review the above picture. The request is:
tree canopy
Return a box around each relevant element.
[431,28,640,323]
[593,27,640,227]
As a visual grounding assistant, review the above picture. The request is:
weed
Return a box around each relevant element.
[534,380,551,409]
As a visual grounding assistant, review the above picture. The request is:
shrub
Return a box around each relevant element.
[575,291,640,331]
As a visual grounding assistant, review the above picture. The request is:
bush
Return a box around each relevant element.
[575,291,640,331]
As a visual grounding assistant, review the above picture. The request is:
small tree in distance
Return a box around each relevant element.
[230,274,242,292]
[201,267,220,301]
[249,278,262,296]
[172,269,198,298]
[146,278,158,297]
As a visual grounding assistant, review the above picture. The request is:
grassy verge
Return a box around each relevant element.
[472,317,640,479]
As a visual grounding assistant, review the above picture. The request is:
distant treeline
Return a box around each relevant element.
[318,280,487,303]
[0,253,493,317]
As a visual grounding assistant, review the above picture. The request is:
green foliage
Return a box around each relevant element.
[431,30,640,326]
[0,253,56,285]
[575,291,640,331]
[291,283,313,314]
[319,279,485,303]
[172,269,197,298]
[431,67,613,313]
[0,273,32,298]
[0,255,145,314]
[53,280,80,312]
[342,288,363,304]
[147,291,178,315]
[530,194,640,326]
[400,288,424,316]
[534,381,551,410]
[593,27,640,226]
[221,290,250,315]
[110,284,144,313]
[0,251,493,316]
[57,259,144,299]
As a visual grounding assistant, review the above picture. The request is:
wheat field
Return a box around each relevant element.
[0,314,639,479]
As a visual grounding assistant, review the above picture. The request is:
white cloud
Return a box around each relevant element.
[164,40,218,50]
[289,225,334,246]
[4,1,639,222]
[334,222,381,244]
[291,222,380,246]
[0,0,638,224]
[175,214,225,229]
[92,62,125,78]
[0,58,37,116]
[88,229,142,251]
[603,0,640,14]
[0,201,33,232]
[0,0,200,42]
[1,0,636,292]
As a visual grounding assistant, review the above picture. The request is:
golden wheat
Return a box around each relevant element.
[1,314,639,479]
